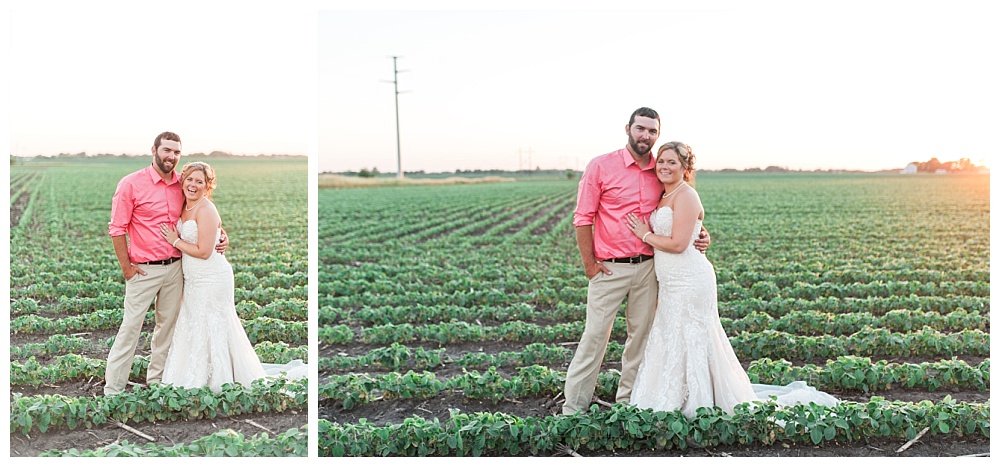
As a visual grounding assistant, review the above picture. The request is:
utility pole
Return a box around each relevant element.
[384,56,408,179]
[517,148,534,172]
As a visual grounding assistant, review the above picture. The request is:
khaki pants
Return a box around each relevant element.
[104,261,183,395]
[562,260,657,414]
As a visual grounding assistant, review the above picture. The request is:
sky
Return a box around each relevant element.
[6,2,316,158]
[3,1,996,172]
[318,2,998,173]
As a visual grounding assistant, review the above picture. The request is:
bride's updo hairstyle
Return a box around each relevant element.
[180,161,218,198]
[657,141,696,187]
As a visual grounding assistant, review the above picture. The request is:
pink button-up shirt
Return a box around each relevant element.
[573,148,663,260]
[108,165,184,264]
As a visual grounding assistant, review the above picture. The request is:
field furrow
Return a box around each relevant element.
[317,174,989,456]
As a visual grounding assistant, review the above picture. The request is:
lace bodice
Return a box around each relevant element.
[650,207,702,247]
[177,219,221,253]
[649,207,712,285]
[176,219,228,280]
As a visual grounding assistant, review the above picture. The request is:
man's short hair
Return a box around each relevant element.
[154,132,181,150]
[628,107,660,127]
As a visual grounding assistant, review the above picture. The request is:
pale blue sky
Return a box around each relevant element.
[318,3,997,173]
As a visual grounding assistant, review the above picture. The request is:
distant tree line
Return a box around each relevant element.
[908,157,984,173]
[12,151,306,161]
[706,166,882,174]
[332,168,580,180]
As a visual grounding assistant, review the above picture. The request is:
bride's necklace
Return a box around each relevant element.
[662,182,686,199]
[185,196,206,212]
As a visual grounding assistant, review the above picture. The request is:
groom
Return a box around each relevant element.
[562,107,709,414]
[104,131,228,395]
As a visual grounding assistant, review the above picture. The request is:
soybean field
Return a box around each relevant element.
[317,173,989,457]
[9,158,309,456]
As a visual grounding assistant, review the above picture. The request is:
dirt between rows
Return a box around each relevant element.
[10,329,307,458]
[9,378,308,457]
[318,342,991,457]
[9,340,990,457]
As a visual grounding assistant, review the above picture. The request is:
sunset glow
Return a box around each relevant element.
[318,4,997,174]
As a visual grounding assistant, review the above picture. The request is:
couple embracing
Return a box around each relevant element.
[563,108,837,417]
[103,131,305,396]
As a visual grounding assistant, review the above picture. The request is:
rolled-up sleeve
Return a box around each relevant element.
[573,159,601,227]
[108,178,133,237]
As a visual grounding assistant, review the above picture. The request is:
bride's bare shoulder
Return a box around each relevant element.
[195,199,222,224]
[676,184,702,203]
[676,185,704,217]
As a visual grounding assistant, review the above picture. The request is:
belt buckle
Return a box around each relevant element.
[631,256,641,264]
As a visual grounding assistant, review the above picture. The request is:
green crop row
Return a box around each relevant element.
[730,327,989,360]
[317,397,989,456]
[319,286,989,316]
[724,308,989,334]
[747,356,990,392]
[41,426,309,457]
[319,357,987,411]
[320,302,582,326]
[319,342,573,373]
[10,378,307,435]
[10,294,308,321]
[720,295,989,319]
[322,303,987,334]
[12,310,305,345]
[10,334,306,363]
[717,280,989,300]
[9,171,39,208]
[716,268,990,288]
[318,319,989,359]
[11,347,308,388]
[319,274,988,303]
[10,334,95,359]
[11,270,307,303]
[317,340,988,393]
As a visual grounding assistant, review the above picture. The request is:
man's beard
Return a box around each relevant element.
[155,154,175,173]
[629,135,651,156]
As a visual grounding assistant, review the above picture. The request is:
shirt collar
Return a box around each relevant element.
[143,164,180,185]
[619,147,655,171]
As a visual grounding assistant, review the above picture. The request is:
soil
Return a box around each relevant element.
[318,341,992,457]
[10,331,989,457]
[9,377,308,457]
[9,190,30,227]
[9,332,307,457]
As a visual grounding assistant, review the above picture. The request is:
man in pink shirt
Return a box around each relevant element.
[105,132,227,395]
[562,107,709,414]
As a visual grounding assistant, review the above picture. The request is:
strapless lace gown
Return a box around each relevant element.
[162,219,306,392]
[630,208,837,417]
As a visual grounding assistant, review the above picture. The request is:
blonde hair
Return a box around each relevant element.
[179,161,217,198]
[657,141,696,186]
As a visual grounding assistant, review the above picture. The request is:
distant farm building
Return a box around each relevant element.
[900,163,918,174]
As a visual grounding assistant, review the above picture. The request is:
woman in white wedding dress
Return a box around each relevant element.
[626,142,837,418]
[158,162,306,392]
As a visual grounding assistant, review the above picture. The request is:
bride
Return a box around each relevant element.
[626,142,836,418]
[158,162,306,392]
